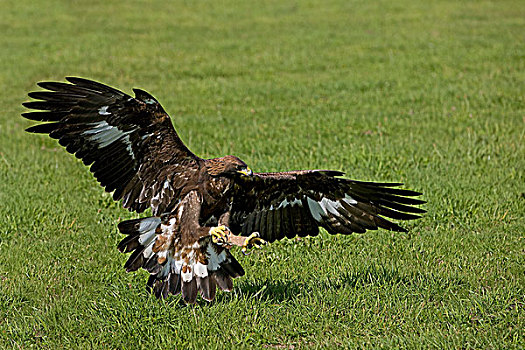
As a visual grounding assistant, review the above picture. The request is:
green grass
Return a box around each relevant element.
[1,0,524,348]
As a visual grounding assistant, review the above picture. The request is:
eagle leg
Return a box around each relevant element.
[240,232,266,255]
[209,225,232,246]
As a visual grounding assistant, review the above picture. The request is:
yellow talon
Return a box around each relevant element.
[241,232,266,255]
[210,225,230,245]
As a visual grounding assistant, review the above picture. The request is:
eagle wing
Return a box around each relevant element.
[22,77,201,215]
[229,170,425,242]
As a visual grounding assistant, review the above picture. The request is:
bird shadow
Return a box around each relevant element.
[159,265,467,307]
[212,265,467,304]
[210,266,405,304]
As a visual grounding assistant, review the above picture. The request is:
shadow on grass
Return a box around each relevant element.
[214,265,467,304]
[133,265,467,306]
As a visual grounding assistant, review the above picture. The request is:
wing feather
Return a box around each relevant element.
[281,206,296,239]
[230,170,425,241]
[265,210,275,242]
[22,77,201,215]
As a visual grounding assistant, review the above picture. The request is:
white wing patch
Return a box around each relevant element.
[307,195,358,222]
[307,197,325,221]
[270,198,302,210]
[126,144,134,160]
[344,194,358,205]
[98,106,111,115]
[82,121,137,158]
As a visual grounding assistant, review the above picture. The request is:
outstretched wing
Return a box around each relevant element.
[22,77,201,215]
[229,170,425,242]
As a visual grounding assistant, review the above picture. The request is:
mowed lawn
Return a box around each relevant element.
[1,0,523,348]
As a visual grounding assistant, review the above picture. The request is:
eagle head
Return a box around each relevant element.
[205,155,252,177]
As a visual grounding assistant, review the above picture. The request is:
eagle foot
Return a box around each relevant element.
[210,225,231,245]
[241,232,266,255]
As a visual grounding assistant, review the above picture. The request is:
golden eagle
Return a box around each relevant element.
[22,77,425,304]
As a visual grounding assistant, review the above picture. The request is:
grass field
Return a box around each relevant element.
[1,0,524,348]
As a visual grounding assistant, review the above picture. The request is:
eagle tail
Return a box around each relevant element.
[117,217,244,303]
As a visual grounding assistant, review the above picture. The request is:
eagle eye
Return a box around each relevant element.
[237,166,253,176]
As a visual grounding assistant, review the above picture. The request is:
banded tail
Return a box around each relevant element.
[117,216,245,303]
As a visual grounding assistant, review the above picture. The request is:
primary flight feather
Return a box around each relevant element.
[22,77,425,303]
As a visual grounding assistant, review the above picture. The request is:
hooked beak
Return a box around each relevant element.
[238,167,253,176]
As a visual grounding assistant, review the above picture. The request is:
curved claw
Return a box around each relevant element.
[210,225,231,245]
[241,232,267,255]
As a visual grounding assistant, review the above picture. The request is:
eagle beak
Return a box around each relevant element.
[238,167,253,176]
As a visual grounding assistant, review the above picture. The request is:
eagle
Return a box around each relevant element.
[22,77,425,304]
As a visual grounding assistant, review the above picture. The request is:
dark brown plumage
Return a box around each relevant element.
[22,77,425,304]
